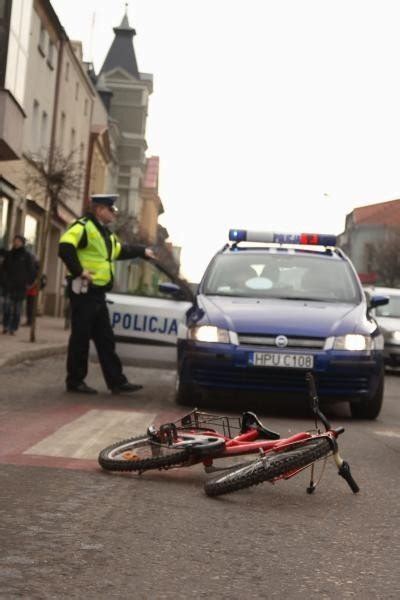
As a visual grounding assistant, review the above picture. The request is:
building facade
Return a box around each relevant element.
[84,80,119,202]
[43,38,95,314]
[0,0,96,315]
[98,12,153,227]
[337,199,400,284]
[0,0,32,246]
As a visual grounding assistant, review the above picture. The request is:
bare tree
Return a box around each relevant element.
[24,148,84,342]
[113,211,142,245]
[369,228,400,287]
[113,214,189,294]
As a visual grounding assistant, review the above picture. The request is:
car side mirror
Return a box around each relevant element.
[369,294,389,309]
[158,282,187,300]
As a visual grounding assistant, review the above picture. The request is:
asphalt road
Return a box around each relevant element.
[0,357,399,599]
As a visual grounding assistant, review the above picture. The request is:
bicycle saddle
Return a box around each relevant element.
[240,411,280,440]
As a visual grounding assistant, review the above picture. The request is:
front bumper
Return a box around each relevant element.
[177,340,384,402]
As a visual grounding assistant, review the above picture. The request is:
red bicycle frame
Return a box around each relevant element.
[173,422,337,468]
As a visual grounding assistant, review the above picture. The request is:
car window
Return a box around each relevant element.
[113,258,177,299]
[376,295,400,317]
[203,253,360,302]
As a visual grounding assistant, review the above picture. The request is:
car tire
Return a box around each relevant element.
[175,375,198,407]
[350,374,384,420]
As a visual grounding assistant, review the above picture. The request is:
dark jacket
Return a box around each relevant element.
[2,247,37,300]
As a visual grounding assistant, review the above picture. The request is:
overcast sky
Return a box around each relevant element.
[51,0,400,281]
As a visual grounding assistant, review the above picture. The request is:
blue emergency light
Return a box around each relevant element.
[229,229,337,246]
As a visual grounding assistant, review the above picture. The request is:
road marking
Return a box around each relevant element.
[373,430,400,438]
[24,409,156,460]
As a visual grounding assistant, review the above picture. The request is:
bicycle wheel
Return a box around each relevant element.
[99,432,225,472]
[204,437,332,497]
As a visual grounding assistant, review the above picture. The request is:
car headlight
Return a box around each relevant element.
[329,334,373,351]
[188,325,237,344]
[390,330,400,343]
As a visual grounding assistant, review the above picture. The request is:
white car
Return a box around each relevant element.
[365,286,400,368]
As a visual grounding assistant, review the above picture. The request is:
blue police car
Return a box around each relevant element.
[107,230,388,419]
[172,230,388,419]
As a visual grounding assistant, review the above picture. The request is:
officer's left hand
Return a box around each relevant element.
[144,248,156,260]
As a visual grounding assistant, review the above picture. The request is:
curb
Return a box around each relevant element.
[0,344,67,368]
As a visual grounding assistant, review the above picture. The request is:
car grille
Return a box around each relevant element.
[238,334,325,349]
[192,366,369,395]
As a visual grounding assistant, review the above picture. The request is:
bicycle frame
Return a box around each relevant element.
[167,412,339,467]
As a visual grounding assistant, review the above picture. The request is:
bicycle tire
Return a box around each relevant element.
[98,435,191,472]
[99,432,225,472]
[204,437,332,497]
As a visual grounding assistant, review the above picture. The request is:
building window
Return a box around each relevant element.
[65,61,69,81]
[0,0,11,86]
[84,98,89,116]
[24,214,38,252]
[31,100,39,151]
[75,82,79,100]
[59,112,66,147]
[40,111,48,150]
[364,243,375,272]
[0,0,7,19]
[79,143,85,189]
[70,128,76,153]
[0,196,9,247]
[38,22,46,56]
[47,40,55,69]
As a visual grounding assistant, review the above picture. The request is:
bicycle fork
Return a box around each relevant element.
[333,452,360,493]
[307,433,360,494]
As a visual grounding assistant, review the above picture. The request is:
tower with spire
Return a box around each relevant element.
[98,8,153,223]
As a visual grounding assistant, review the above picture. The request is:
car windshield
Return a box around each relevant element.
[376,295,400,318]
[203,252,361,303]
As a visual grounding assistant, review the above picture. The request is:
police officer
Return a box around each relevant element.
[58,194,155,395]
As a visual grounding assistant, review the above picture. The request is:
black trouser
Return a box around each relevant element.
[66,292,127,390]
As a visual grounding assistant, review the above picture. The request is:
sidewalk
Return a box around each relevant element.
[0,316,68,368]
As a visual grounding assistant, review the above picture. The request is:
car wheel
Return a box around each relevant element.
[175,375,198,407]
[350,375,384,420]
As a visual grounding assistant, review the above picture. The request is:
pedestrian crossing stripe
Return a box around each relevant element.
[24,409,157,461]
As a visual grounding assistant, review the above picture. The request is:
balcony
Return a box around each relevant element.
[0,89,25,160]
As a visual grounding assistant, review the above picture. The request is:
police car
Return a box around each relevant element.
[106,258,193,368]
[108,230,389,419]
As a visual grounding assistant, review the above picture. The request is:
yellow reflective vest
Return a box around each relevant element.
[59,217,122,287]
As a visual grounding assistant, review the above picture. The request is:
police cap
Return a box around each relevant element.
[90,194,119,212]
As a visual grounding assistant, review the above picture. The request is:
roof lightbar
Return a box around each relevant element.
[229,229,337,247]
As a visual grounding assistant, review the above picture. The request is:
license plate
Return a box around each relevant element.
[250,352,314,369]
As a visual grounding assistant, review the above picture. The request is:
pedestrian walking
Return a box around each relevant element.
[2,235,36,335]
[58,194,156,395]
